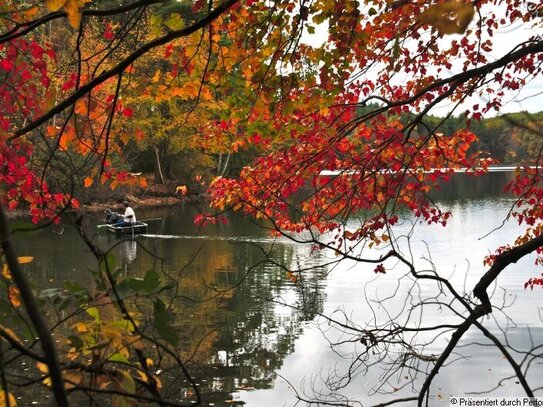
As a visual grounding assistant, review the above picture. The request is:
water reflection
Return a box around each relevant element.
[119,239,137,264]
[9,172,543,406]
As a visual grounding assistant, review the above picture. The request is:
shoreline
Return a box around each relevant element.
[5,195,201,221]
[82,196,185,213]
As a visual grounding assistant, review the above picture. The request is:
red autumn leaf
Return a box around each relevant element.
[374,264,386,274]
[122,107,134,117]
[104,23,115,40]
[0,59,13,71]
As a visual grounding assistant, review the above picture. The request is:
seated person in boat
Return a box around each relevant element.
[114,201,137,227]
[104,208,123,224]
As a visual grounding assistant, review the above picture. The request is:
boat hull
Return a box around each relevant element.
[106,222,148,235]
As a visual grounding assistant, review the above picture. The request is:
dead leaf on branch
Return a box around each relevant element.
[419,0,475,35]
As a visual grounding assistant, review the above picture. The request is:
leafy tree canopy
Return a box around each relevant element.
[0,0,542,405]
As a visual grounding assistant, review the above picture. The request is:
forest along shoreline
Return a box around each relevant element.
[6,178,205,220]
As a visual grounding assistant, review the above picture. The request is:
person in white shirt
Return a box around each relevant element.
[115,201,136,226]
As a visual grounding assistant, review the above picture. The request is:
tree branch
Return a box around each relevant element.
[0,205,69,406]
[0,0,166,44]
[9,0,239,141]
[474,233,543,312]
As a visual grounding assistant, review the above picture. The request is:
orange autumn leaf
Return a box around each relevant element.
[46,125,57,137]
[59,135,71,150]
[8,285,21,308]
[74,98,88,116]
[176,185,188,195]
[84,177,93,187]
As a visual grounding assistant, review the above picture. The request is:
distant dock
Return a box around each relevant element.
[319,166,537,176]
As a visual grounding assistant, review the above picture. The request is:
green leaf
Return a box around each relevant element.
[67,335,83,350]
[312,13,326,24]
[64,281,86,294]
[87,342,108,351]
[86,307,100,321]
[125,270,160,293]
[124,277,144,292]
[64,281,90,301]
[114,281,131,300]
[164,13,184,31]
[23,324,37,342]
[108,319,132,330]
[149,14,164,36]
[142,270,160,293]
[108,353,129,364]
[153,300,178,346]
[101,253,116,273]
[119,370,135,393]
[392,36,400,60]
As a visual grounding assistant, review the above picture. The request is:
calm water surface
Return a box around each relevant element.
[12,172,543,406]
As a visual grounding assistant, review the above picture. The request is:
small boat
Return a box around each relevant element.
[106,222,148,235]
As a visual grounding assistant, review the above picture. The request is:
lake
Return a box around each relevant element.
[11,172,543,406]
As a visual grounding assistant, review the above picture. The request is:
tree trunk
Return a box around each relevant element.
[153,144,165,184]
[220,152,231,176]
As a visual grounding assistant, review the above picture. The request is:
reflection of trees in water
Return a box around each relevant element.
[430,171,514,202]
[11,216,327,404]
[160,239,328,401]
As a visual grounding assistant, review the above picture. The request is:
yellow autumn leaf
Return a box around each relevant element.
[176,185,187,195]
[119,132,130,146]
[17,256,34,264]
[72,322,88,333]
[0,391,17,407]
[260,92,273,105]
[128,334,145,351]
[419,0,475,35]
[63,370,83,389]
[66,0,91,28]
[46,0,92,28]
[36,362,49,374]
[137,369,149,383]
[181,82,200,98]
[45,0,68,12]
[102,325,122,342]
[2,264,11,280]
[151,70,161,83]
[0,325,23,346]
